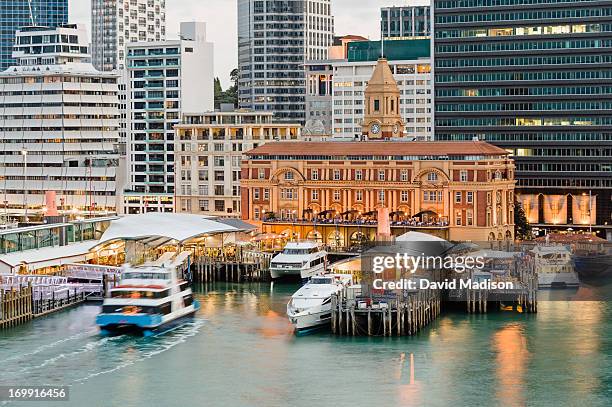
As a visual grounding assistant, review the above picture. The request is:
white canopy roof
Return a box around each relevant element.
[396,231,448,243]
[94,213,242,247]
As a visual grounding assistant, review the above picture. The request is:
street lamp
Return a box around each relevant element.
[582,191,593,233]
[21,149,28,222]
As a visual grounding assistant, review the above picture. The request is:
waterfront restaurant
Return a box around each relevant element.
[240,141,516,247]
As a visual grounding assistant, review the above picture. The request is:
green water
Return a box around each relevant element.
[0,283,610,407]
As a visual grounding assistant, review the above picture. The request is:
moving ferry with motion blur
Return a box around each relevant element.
[96,263,199,336]
[269,241,327,280]
[287,273,353,333]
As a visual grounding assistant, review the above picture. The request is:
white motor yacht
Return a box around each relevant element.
[287,274,352,333]
[269,241,327,280]
[532,245,579,288]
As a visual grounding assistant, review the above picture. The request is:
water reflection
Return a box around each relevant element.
[493,323,529,407]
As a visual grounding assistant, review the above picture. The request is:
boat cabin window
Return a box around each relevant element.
[122,272,171,280]
[310,277,333,284]
[110,289,170,299]
[283,247,319,255]
[102,305,167,315]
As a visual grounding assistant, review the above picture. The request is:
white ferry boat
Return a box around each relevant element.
[287,274,352,333]
[269,241,327,280]
[532,245,579,288]
[96,264,200,336]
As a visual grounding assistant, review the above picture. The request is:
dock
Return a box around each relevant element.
[0,283,87,329]
[331,284,441,336]
[191,249,273,283]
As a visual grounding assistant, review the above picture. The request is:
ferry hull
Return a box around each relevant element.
[573,255,612,286]
[97,301,200,335]
[538,272,580,289]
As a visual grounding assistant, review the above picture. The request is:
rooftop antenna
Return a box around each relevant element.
[27,0,36,26]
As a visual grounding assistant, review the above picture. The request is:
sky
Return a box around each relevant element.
[68,0,411,88]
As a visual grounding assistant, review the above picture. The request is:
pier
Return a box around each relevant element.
[191,249,273,283]
[331,284,441,336]
[0,283,87,329]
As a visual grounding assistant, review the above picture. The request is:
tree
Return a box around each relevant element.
[514,199,532,240]
[213,70,238,109]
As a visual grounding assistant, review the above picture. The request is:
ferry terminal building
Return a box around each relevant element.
[240,58,516,247]
[240,141,516,246]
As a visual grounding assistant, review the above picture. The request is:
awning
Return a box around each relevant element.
[0,241,94,271]
[93,213,242,249]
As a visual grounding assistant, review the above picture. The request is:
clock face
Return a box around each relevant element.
[371,123,381,134]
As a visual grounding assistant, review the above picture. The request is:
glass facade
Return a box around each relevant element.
[237,0,334,123]
[434,0,612,228]
[347,39,430,62]
[381,5,431,40]
[0,0,67,70]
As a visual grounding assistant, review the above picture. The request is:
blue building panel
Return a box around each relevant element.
[0,0,68,70]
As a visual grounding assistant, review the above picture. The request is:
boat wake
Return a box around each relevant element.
[0,319,204,390]
[0,327,98,364]
[74,319,204,383]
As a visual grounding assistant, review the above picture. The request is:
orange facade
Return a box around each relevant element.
[240,141,516,242]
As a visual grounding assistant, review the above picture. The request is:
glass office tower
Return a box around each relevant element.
[0,0,68,70]
[381,5,431,40]
[237,0,334,123]
[434,0,612,237]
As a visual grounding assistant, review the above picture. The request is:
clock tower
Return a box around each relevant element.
[361,58,405,140]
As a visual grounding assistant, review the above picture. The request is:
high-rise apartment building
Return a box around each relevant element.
[433,0,612,238]
[0,25,120,220]
[237,0,334,123]
[123,22,214,215]
[91,0,166,147]
[174,111,302,218]
[91,0,166,72]
[381,3,431,40]
[0,0,68,70]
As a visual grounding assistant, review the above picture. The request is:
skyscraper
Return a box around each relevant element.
[91,0,166,72]
[0,0,68,70]
[381,3,431,40]
[238,0,334,123]
[433,0,612,238]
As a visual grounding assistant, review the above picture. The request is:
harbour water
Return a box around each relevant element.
[0,283,610,407]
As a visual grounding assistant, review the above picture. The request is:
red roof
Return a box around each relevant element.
[245,141,509,157]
